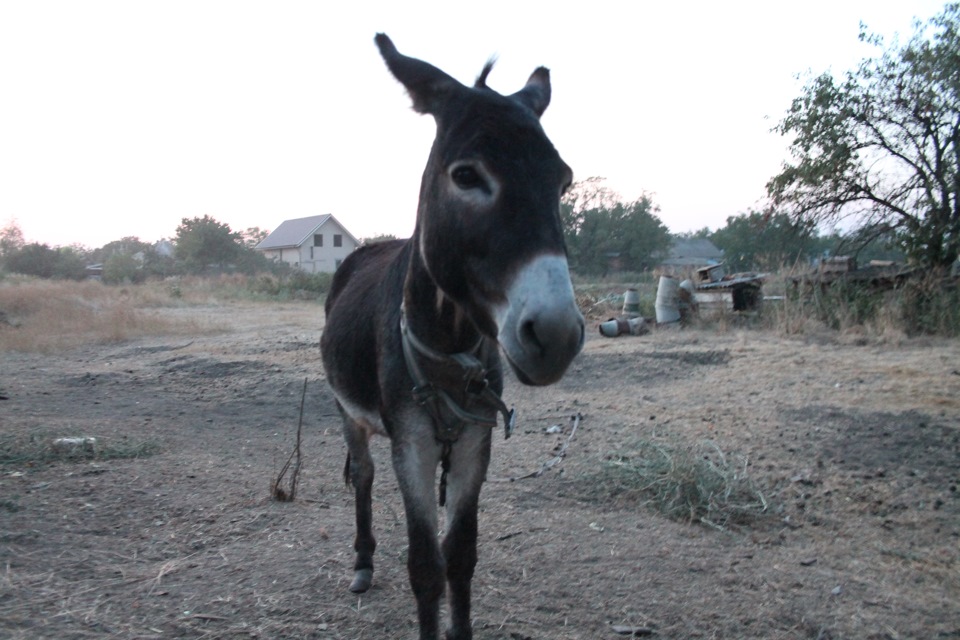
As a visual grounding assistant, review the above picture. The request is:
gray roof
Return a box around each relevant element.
[256,214,358,250]
[667,238,723,260]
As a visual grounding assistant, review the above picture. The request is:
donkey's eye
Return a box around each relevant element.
[451,165,486,191]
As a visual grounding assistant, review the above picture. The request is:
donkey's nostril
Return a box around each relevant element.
[520,319,544,355]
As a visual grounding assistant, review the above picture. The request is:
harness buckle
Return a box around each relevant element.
[464,377,489,397]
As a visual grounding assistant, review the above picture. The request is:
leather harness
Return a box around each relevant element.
[399,308,516,506]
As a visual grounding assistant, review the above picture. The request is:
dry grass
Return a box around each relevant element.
[0,277,217,353]
[2,290,957,639]
[589,438,774,530]
[574,279,658,321]
[688,268,960,338]
[0,430,161,467]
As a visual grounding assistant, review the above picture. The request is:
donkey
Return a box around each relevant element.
[320,34,585,640]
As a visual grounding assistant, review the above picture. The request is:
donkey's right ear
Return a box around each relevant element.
[375,34,460,115]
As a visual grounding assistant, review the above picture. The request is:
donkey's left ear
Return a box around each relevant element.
[510,67,551,118]
[375,33,461,115]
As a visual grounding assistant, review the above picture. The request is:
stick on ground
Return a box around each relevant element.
[511,412,582,481]
[271,377,306,502]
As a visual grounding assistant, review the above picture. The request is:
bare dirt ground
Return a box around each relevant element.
[1,301,958,639]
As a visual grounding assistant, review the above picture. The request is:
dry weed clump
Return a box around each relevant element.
[896,271,960,336]
[765,269,960,339]
[0,278,205,353]
[591,438,772,530]
[0,430,160,467]
[575,291,624,321]
[574,279,658,321]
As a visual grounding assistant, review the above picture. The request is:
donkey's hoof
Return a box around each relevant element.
[445,627,472,640]
[349,569,373,593]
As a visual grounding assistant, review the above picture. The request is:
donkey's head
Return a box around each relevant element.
[376,34,584,386]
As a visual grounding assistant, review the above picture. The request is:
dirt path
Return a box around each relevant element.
[2,301,958,639]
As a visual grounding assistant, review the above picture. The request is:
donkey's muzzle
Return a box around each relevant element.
[497,255,585,386]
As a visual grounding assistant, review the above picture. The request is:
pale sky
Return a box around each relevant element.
[0,1,947,249]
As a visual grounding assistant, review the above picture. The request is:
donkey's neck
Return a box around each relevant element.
[402,250,482,356]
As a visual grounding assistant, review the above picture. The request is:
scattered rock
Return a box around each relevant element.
[51,437,97,455]
[612,624,655,636]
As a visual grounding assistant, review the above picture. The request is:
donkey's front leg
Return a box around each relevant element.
[392,432,444,640]
[442,426,492,640]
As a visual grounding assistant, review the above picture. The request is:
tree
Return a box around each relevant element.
[610,197,672,271]
[52,246,90,280]
[560,176,622,240]
[711,210,817,271]
[92,237,153,264]
[674,227,714,241]
[233,244,281,275]
[561,178,671,274]
[6,243,58,278]
[174,215,242,274]
[767,4,960,269]
[362,233,399,245]
[240,227,269,249]
[0,220,25,267]
[102,253,143,284]
[5,243,87,280]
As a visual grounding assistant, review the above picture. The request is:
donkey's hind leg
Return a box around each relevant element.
[341,410,377,593]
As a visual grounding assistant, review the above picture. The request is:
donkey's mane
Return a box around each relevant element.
[474,59,496,89]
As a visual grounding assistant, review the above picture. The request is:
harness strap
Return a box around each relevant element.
[400,308,516,506]
[400,309,514,435]
[402,317,484,368]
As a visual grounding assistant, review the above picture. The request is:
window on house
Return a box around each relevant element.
[335,259,343,270]
[309,246,314,259]
[314,234,323,247]
[333,234,342,247]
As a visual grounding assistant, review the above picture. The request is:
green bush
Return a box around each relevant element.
[248,271,333,299]
[103,253,143,284]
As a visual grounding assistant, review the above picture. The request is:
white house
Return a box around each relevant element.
[255,214,360,273]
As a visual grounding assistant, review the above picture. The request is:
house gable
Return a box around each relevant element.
[256,214,360,273]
